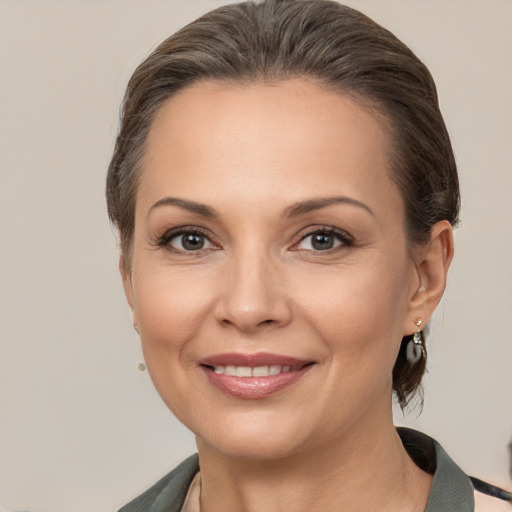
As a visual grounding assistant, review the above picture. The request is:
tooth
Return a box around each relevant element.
[225,365,237,376]
[282,366,291,372]
[252,366,269,377]
[214,366,224,374]
[269,365,282,375]
[236,366,252,377]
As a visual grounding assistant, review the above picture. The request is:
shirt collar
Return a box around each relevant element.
[147,428,475,512]
[398,427,474,511]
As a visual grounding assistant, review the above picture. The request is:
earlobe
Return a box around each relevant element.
[406,220,454,334]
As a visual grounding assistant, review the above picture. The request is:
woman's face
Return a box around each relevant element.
[123,79,423,459]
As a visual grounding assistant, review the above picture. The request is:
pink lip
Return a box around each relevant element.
[199,352,314,400]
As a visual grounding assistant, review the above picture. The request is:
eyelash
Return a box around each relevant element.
[294,226,354,252]
[154,226,354,254]
[155,227,216,253]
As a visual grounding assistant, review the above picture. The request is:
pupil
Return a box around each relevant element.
[312,233,334,250]
[182,234,204,250]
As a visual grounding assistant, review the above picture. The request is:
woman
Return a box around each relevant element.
[106,1,511,510]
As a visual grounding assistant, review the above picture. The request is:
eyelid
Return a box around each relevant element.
[171,233,214,251]
[153,224,352,253]
[155,226,219,252]
[292,226,354,251]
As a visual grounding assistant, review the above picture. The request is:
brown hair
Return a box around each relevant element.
[106,0,460,408]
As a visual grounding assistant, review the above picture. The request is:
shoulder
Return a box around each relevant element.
[472,477,512,512]
[117,454,200,512]
[397,427,511,511]
[474,489,512,511]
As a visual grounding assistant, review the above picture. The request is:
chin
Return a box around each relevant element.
[200,432,305,461]
[191,411,314,461]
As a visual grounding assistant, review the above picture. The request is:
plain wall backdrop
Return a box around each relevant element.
[1,1,511,511]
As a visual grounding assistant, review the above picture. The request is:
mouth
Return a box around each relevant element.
[198,353,315,399]
[209,364,303,377]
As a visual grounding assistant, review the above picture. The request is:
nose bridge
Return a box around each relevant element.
[216,242,290,332]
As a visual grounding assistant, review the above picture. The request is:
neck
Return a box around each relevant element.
[196,407,432,512]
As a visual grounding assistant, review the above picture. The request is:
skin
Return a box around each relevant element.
[121,78,454,512]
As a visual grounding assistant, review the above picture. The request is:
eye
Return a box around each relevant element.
[296,228,352,251]
[167,231,214,251]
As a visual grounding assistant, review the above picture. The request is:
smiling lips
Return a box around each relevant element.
[199,353,314,399]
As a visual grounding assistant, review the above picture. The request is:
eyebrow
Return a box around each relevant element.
[148,197,218,219]
[284,196,374,218]
[148,195,374,220]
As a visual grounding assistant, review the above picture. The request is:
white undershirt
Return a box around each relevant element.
[181,472,201,512]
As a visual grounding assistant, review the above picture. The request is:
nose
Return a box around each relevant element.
[214,249,292,333]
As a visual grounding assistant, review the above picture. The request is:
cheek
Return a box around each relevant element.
[293,254,411,365]
[132,266,215,360]
[131,266,218,418]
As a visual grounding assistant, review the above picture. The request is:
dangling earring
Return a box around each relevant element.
[406,319,425,364]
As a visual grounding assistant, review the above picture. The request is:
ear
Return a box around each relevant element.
[119,254,137,326]
[405,220,454,334]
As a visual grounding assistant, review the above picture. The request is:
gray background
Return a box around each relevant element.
[1,1,511,510]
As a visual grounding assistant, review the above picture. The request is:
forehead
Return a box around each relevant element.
[139,78,401,221]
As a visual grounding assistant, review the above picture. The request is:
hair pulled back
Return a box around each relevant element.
[107,0,460,408]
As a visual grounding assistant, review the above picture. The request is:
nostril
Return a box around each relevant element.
[257,319,277,328]
[220,317,277,331]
